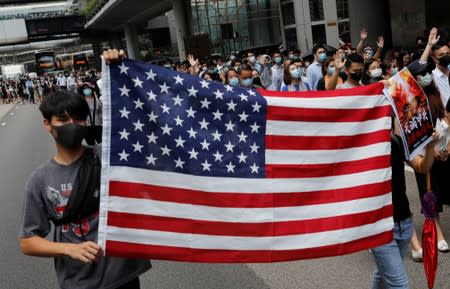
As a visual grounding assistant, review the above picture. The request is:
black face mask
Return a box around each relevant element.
[349,71,363,82]
[52,123,86,149]
[438,55,450,67]
[253,77,262,87]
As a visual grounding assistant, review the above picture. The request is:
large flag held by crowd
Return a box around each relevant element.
[98,58,394,263]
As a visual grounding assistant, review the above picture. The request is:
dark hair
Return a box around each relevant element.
[290,48,301,55]
[225,68,238,82]
[312,44,325,55]
[362,60,376,85]
[321,57,334,76]
[238,63,253,74]
[39,90,90,122]
[416,36,425,44]
[446,98,450,113]
[344,53,364,68]
[424,83,445,123]
[432,42,449,54]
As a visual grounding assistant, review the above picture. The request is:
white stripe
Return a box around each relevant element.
[266,117,391,136]
[108,193,392,223]
[266,142,390,165]
[98,60,112,250]
[265,94,388,109]
[109,166,391,193]
[106,217,394,250]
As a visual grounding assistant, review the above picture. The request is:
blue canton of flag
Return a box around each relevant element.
[109,59,267,178]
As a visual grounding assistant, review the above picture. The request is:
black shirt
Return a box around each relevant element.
[391,134,412,222]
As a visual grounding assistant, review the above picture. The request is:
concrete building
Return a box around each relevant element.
[84,0,449,61]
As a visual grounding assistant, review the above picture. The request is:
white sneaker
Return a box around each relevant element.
[411,249,423,262]
[438,240,449,252]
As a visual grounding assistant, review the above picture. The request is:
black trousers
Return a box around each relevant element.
[116,277,140,289]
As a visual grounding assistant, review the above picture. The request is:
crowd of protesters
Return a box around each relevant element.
[15,25,450,289]
[0,68,102,105]
[112,26,450,289]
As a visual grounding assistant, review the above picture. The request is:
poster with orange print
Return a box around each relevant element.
[384,68,434,160]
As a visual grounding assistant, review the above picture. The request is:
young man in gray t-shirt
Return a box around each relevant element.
[19,90,151,289]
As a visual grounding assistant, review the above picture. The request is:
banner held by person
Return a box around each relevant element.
[99,58,394,263]
[383,68,434,160]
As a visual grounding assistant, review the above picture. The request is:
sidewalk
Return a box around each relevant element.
[0,104,14,120]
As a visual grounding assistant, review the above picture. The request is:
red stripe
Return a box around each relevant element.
[258,82,385,98]
[266,155,390,178]
[267,105,391,123]
[107,205,393,237]
[266,129,390,150]
[109,180,391,208]
[105,231,392,263]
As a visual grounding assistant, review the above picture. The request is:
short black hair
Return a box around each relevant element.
[39,90,90,122]
[238,63,253,73]
[432,41,449,54]
[313,44,325,54]
[345,53,364,68]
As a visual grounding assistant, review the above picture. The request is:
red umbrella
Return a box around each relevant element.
[421,173,438,289]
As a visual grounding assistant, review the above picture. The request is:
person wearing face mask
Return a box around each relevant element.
[431,41,450,108]
[382,60,399,80]
[335,53,364,89]
[67,73,77,93]
[306,44,327,90]
[406,28,450,261]
[281,63,310,92]
[316,57,344,90]
[247,52,257,67]
[56,72,67,90]
[288,48,301,62]
[226,69,239,87]
[266,51,284,91]
[362,60,383,85]
[79,82,102,146]
[19,89,151,289]
[238,64,258,89]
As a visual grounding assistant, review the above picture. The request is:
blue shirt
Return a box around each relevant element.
[281,82,310,92]
[306,62,323,91]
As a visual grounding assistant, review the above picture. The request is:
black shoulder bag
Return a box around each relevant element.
[51,148,101,227]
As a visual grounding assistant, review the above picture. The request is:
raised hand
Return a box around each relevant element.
[377,36,384,49]
[428,27,440,46]
[102,49,127,64]
[187,54,198,67]
[360,29,368,41]
[334,51,346,71]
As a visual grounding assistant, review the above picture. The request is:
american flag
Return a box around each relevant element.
[98,58,394,262]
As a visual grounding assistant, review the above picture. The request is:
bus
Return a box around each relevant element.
[35,51,57,75]
[55,50,94,71]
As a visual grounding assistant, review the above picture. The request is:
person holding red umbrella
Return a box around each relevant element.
[370,116,439,288]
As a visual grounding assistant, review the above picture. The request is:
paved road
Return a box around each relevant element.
[1,103,450,289]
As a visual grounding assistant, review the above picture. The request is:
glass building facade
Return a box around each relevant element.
[190,0,282,56]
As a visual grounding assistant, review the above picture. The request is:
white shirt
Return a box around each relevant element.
[432,68,450,107]
[57,76,67,87]
[267,65,284,91]
[66,76,76,87]
[96,78,103,96]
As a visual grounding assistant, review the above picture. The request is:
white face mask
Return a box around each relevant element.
[370,68,383,78]
[417,73,433,87]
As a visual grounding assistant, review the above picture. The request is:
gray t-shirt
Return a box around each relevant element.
[19,147,151,289]
[336,81,359,89]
